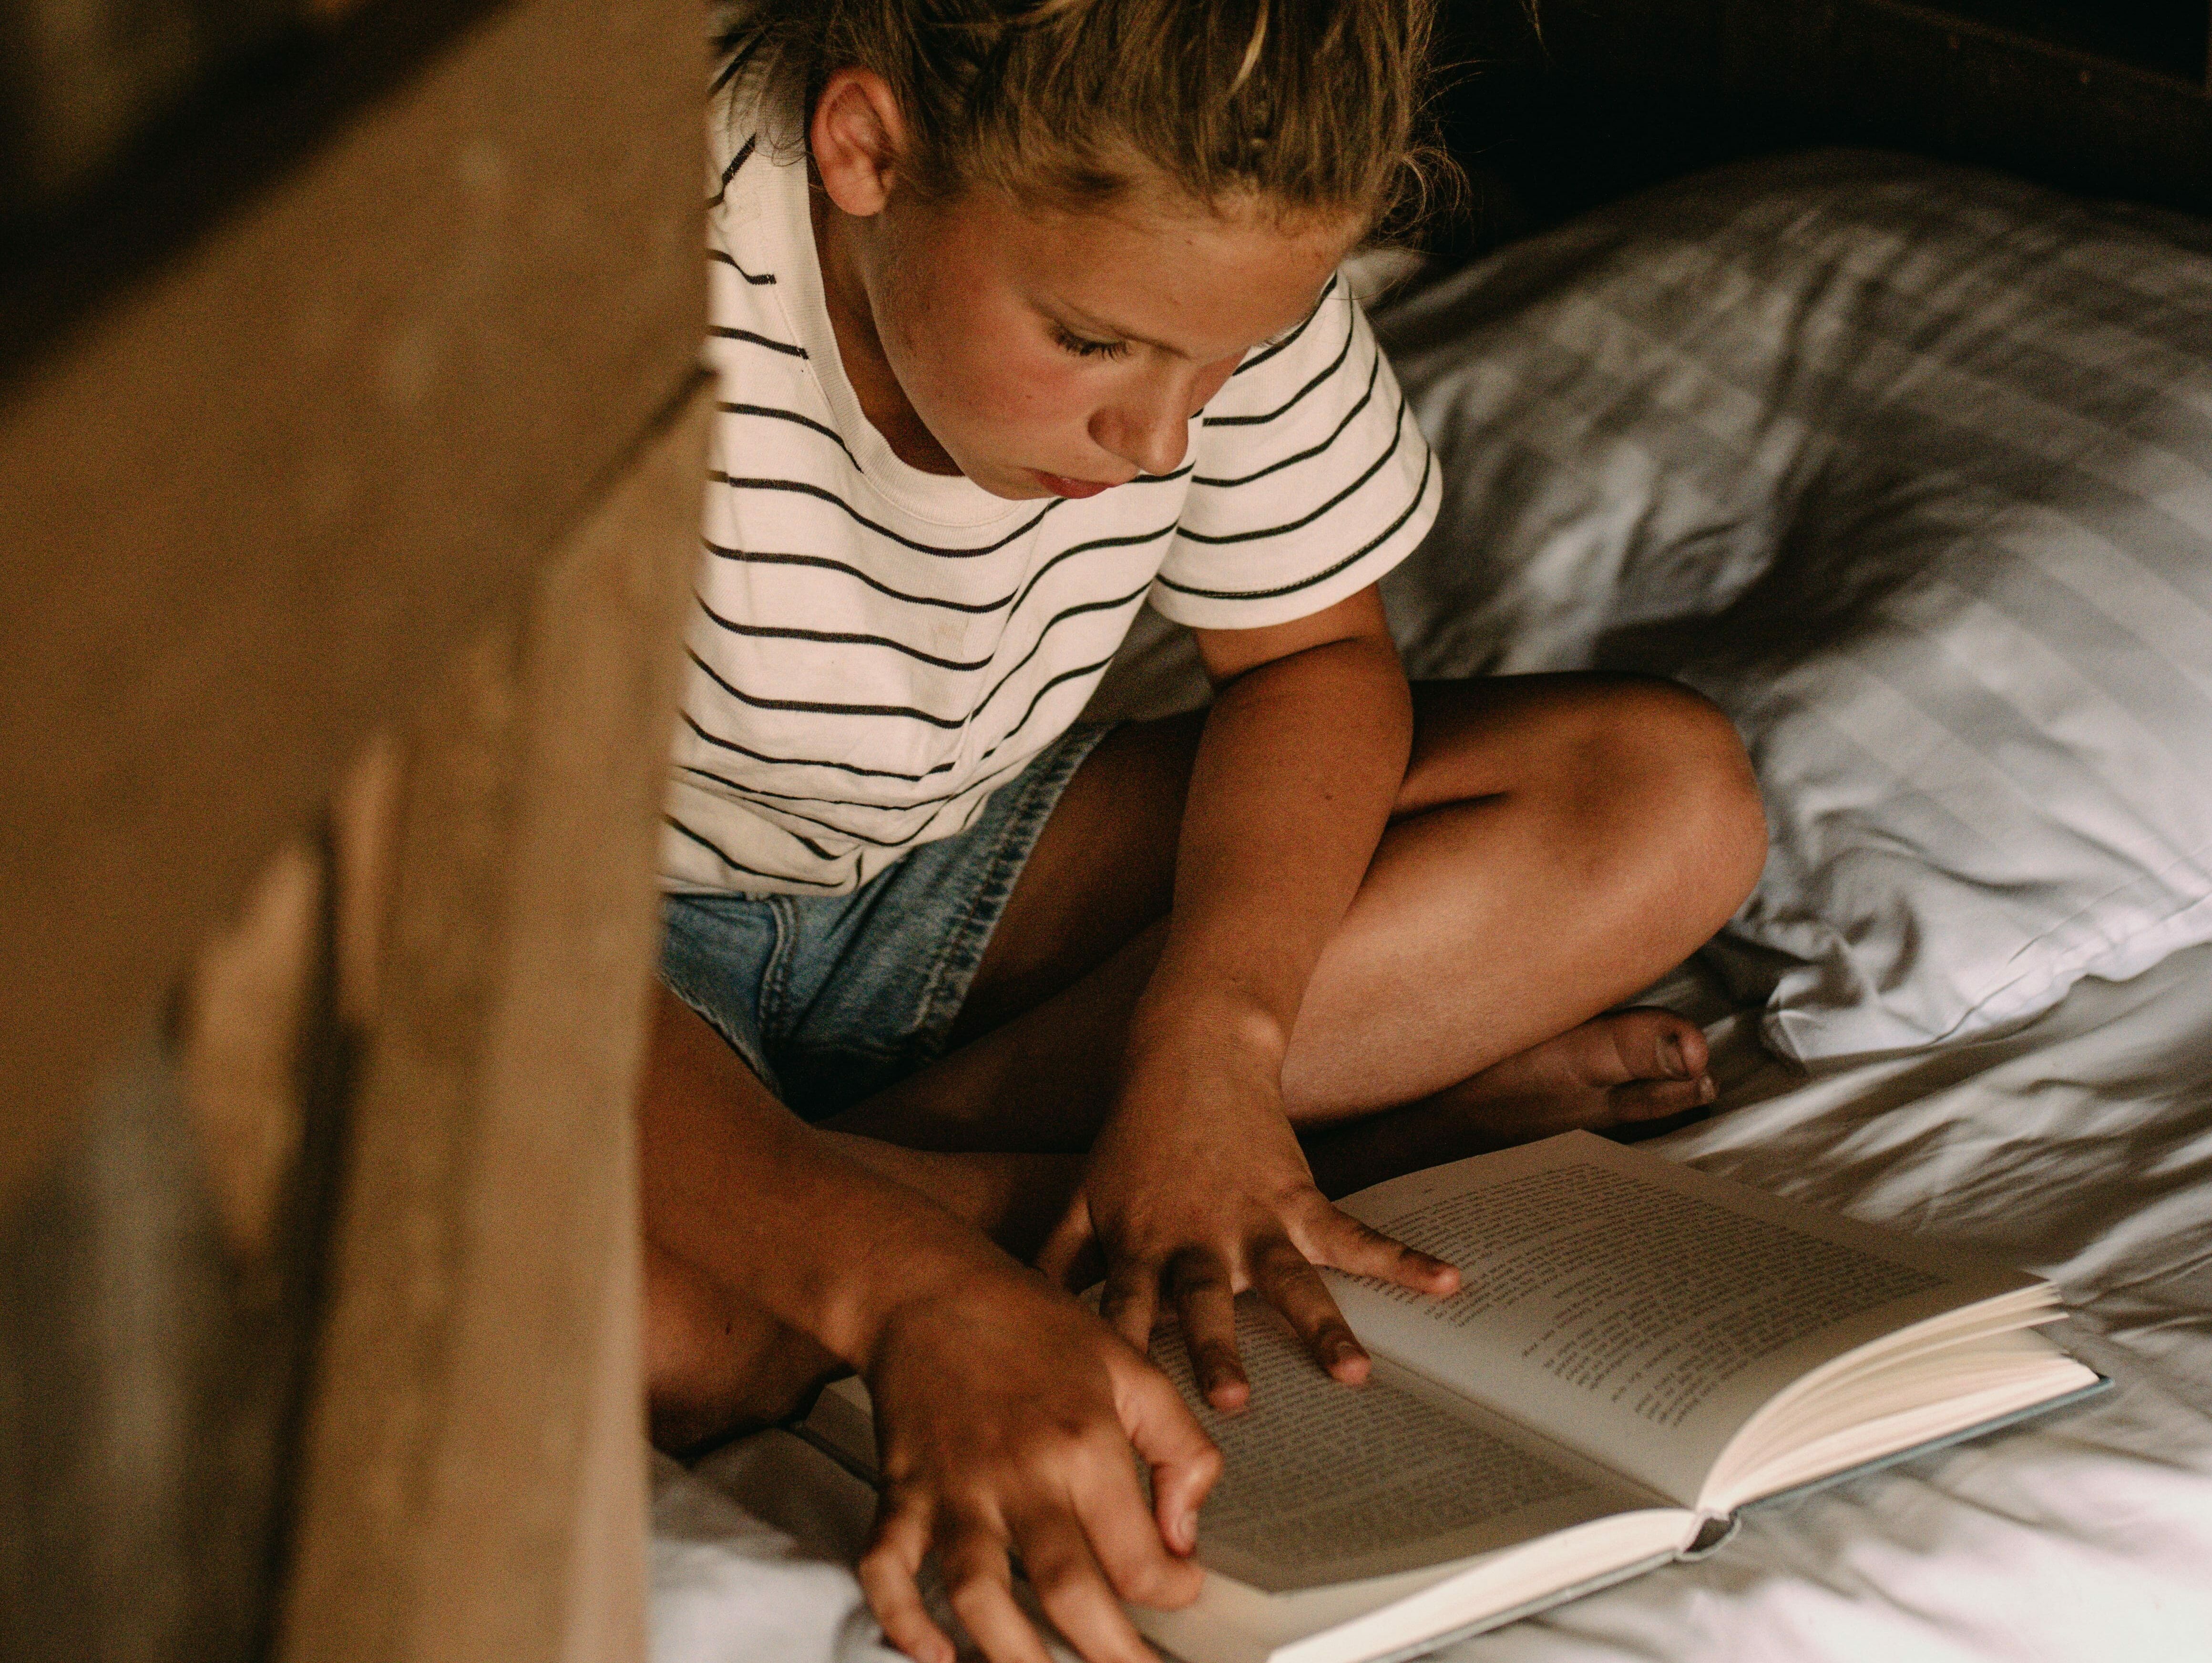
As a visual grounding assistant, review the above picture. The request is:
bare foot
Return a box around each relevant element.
[1444,1006,1715,1138]
[1307,1008,1714,1197]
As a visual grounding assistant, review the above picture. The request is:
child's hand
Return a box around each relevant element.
[859,1261,1220,1663]
[1037,1048,1460,1412]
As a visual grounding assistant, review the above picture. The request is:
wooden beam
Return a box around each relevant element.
[275,375,707,1663]
[0,0,702,1208]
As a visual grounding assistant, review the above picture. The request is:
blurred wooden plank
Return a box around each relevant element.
[4,754,377,1663]
[0,1021,293,1663]
[180,840,325,1266]
[0,0,702,1210]
[275,374,706,1663]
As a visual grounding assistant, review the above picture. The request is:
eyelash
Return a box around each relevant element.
[1053,327,1131,361]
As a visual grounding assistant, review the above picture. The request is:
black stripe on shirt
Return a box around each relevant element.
[973,654,1120,768]
[756,813,840,862]
[700,519,1173,629]
[666,812,849,888]
[709,326,808,359]
[1178,391,1410,546]
[695,592,993,671]
[1230,275,1340,379]
[704,543,1015,615]
[677,764,914,826]
[681,708,962,785]
[679,764,955,852]
[1202,307,1358,428]
[707,133,757,207]
[971,583,1150,723]
[996,521,1178,621]
[709,40,758,97]
[687,646,969,729]
[1157,442,1435,604]
[677,734,1034,823]
[1193,352,1382,490]
[708,248,777,286]
[718,402,854,466]
[711,475,1060,559]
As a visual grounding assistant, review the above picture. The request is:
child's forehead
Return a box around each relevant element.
[941,181,1361,354]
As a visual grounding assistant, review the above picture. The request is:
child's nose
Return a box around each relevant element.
[1091,380,1190,477]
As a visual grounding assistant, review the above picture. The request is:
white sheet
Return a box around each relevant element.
[651,938,2212,1663]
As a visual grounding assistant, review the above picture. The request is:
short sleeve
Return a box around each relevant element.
[1150,274,1441,630]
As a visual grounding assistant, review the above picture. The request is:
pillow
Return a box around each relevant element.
[1365,150,2212,1062]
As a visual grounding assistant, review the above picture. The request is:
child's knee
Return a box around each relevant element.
[1590,678,1768,903]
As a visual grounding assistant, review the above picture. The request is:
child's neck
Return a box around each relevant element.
[808,175,964,479]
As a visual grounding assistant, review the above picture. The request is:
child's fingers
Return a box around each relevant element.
[938,1509,1056,1663]
[1065,1449,1207,1606]
[1115,1362,1222,1560]
[1097,1259,1161,1358]
[858,1489,957,1663]
[1167,1250,1249,1412]
[1007,1502,1162,1663]
[1036,1194,1096,1287]
[1250,1234,1371,1385]
[1303,1203,1460,1297]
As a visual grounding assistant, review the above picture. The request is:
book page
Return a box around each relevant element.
[1153,1297,1675,1594]
[1328,1132,2033,1504]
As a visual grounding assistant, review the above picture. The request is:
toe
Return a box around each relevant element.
[1608,1073,1714,1123]
[1605,1008,1709,1084]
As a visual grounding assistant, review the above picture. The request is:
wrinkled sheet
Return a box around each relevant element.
[652,940,2212,1662]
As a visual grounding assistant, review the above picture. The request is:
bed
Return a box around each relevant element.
[648,147,2212,1663]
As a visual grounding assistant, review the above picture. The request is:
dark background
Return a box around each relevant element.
[1423,1,2212,256]
[5,0,2211,384]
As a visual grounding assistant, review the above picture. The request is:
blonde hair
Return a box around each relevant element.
[723,0,1457,237]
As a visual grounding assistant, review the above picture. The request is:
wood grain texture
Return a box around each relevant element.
[275,375,707,1663]
[0,0,702,1210]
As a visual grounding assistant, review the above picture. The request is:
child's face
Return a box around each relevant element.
[836,180,1361,500]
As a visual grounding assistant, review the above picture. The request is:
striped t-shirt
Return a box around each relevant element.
[662,89,1441,896]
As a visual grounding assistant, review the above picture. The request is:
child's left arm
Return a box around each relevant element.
[1038,581,1462,1411]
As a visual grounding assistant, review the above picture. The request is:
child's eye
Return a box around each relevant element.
[1053,326,1130,361]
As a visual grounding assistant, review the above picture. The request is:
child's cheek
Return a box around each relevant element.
[974,342,1087,433]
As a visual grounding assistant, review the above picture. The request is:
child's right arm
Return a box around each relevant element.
[640,993,1219,1663]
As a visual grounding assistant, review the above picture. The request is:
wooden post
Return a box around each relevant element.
[275,379,708,1663]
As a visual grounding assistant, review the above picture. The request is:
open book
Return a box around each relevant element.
[800,1131,2104,1663]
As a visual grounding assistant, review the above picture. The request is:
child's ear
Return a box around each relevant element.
[811,68,908,217]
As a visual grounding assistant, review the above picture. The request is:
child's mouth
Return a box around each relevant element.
[1032,471,1117,499]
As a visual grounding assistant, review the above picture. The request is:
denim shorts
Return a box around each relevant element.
[660,723,1112,1120]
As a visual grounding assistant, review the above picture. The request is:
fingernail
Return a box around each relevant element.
[1661,1034,1689,1078]
[1699,1073,1717,1103]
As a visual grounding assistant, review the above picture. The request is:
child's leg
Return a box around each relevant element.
[827,672,1765,1155]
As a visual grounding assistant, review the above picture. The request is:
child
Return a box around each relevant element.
[641,3,1768,1661]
